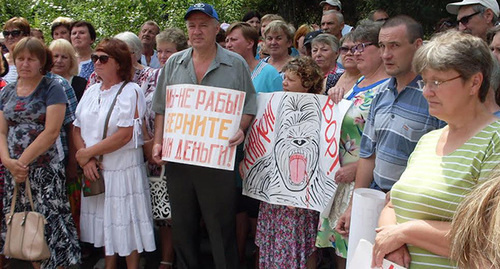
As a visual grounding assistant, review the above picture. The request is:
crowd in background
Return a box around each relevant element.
[1,0,500,268]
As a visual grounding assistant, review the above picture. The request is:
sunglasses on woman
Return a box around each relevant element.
[2,30,23,38]
[90,54,113,64]
[339,46,356,54]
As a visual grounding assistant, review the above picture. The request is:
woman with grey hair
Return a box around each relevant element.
[87,32,157,89]
[262,20,294,73]
[316,25,387,269]
[156,28,188,67]
[115,31,143,62]
[311,33,343,92]
[373,30,500,269]
[151,27,188,269]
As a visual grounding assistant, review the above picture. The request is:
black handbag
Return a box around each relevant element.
[82,82,128,197]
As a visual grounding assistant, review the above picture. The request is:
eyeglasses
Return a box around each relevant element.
[90,54,112,64]
[375,18,389,22]
[417,74,462,90]
[339,46,356,54]
[458,11,481,25]
[353,42,375,53]
[2,30,23,38]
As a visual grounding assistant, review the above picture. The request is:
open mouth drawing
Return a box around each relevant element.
[289,152,307,186]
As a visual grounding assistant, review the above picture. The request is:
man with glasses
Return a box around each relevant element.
[447,0,499,40]
[368,9,390,22]
[336,17,445,257]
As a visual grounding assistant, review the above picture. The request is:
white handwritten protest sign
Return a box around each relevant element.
[161,84,245,170]
[242,92,350,213]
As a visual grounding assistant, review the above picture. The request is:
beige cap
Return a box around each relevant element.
[319,0,342,11]
[446,0,500,16]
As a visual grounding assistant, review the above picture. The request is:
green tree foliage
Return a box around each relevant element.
[0,0,468,43]
[1,0,244,44]
[243,0,456,36]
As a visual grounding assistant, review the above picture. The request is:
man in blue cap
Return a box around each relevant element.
[152,3,256,268]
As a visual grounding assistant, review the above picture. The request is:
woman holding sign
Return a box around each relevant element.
[373,31,500,268]
[317,21,389,268]
[74,38,155,268]
[255,56,323,268]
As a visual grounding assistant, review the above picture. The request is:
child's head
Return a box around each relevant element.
[450,177,500,268]
[282,56,323,94]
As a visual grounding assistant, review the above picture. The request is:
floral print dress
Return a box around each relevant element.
[0,77,81,268]
[315,76,390,257]
[256,202,319,268]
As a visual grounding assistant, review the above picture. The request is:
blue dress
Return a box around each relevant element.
[0,77,81,268]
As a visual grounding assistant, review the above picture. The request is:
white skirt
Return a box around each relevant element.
[80,147,156,256]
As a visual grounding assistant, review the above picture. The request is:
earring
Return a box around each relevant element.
[39,68,43,74]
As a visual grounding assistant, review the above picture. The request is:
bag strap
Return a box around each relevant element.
[98,81,128,163]
[147,165,166,180]
[9,178,35,219]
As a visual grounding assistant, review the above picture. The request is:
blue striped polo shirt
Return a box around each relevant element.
[359,76,445,190]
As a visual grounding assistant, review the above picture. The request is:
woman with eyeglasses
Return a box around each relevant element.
[153,28,188,269]
[315,22,389,269]
[328,33,361,96]
[86,32,158,94]
[74,38,155,268]
[0,37,81,268]
[311,33,344,92]
[372,30,500,269]
[2,17,31,84]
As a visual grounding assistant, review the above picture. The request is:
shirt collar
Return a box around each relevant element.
[177,43,233,68]
[388,75,422,93]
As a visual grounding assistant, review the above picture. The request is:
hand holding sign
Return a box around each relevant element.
[152,143,166,166]
[228,128,244,147]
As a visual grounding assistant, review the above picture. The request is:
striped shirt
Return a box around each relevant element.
[359,76,445,190]
[45,72,77,160]
[391,120,500,268]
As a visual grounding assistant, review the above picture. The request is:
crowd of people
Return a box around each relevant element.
[1,0,500,268]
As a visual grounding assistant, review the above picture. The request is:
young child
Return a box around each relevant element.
[255,56,324,268]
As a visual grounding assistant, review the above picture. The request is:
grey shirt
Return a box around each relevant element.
[152,44,257,116]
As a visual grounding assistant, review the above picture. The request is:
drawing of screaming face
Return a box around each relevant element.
[274,94,322,192]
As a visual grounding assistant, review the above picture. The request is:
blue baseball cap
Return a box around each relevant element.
[184,3,219,21]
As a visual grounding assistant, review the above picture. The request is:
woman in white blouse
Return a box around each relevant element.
[73,37,155,268]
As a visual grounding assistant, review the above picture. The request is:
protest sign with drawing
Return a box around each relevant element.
[241,92,350,213]
[161,84,245,170]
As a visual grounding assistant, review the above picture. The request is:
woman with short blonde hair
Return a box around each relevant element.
[450,176,500,268]
[49,38,87,101]
[262,20,294,73]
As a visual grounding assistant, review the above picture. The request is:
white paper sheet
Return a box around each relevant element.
[348,239,407,269]
[346,188,386,267]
